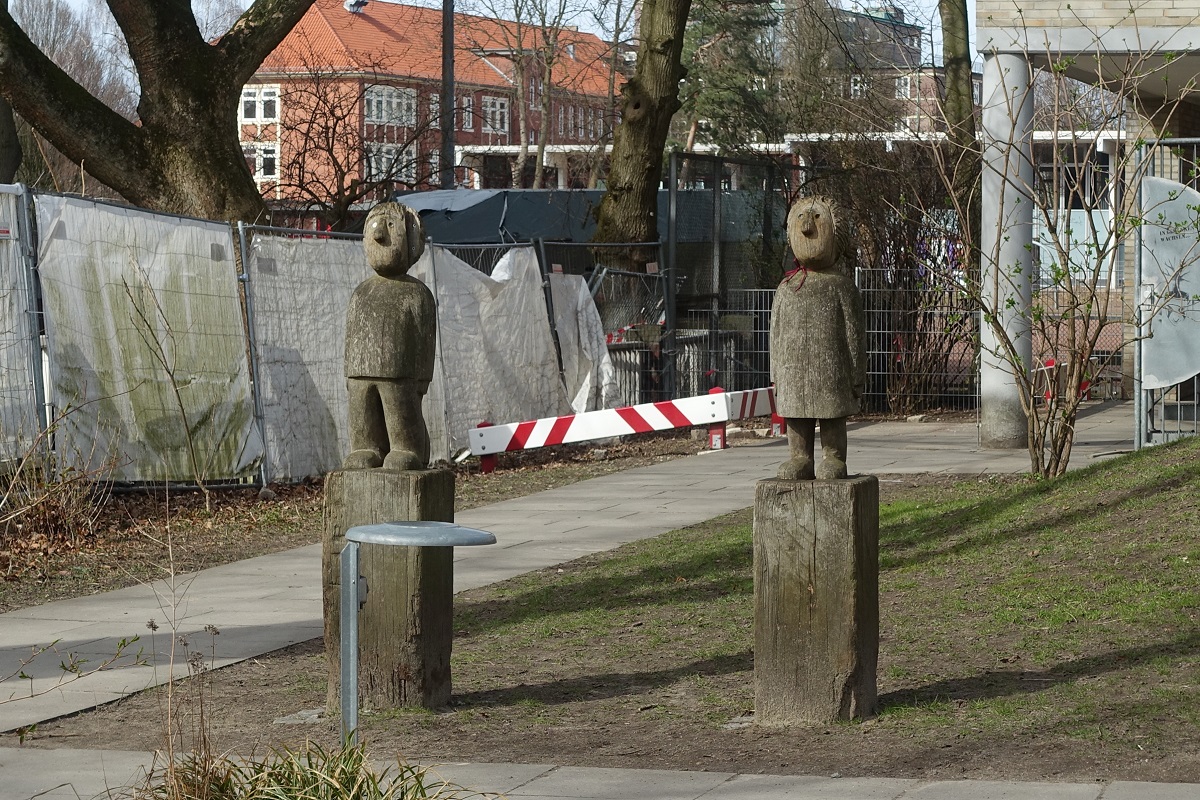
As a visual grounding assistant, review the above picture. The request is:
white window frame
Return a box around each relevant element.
[567,105,575,138]
[459,95,474,131]
[481,95,509,134]
[365,85,417,127]
[240,85,279,124]
[895,75,910,100]
[428,147,441,183]
[430,92,440,125]
[850,75,866,100]
[243,143,278,182]
[365,143,417,185]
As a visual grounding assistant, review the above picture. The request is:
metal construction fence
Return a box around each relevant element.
[0,188,678,484]
[0,187,41,468]
[665,151,982,415]
[3,151,1008,495]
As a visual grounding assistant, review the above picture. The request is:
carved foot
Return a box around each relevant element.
[343,449,383,469]
[382,449,423,471]
[777,457,815,481]
[816,458,847,480]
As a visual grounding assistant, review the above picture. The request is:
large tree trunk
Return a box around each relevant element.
[0,0,314,222]
[0,0,18,184]
[592,0,691,262]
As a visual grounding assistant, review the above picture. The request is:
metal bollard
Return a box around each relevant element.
[339,521,495,743]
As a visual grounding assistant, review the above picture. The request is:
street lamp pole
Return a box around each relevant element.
[440,0,455,189]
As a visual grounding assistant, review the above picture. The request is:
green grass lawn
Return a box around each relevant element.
[433,437,1200,775]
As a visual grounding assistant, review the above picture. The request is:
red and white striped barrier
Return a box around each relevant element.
[469,387,777,467]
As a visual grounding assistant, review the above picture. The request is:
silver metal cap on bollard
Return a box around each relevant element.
[345,520,496,547]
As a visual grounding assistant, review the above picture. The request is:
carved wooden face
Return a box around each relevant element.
[364,202,425,277]
[787,197,839,270]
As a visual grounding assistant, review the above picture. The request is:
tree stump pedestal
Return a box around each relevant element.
[753,476,879,725]
[322,468,454,712]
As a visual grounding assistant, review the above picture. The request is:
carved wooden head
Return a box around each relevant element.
[787,196,850,271]
[364,201,426,277]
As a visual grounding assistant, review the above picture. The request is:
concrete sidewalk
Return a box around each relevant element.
[5,403,1187,800]
[2,748,1197,800]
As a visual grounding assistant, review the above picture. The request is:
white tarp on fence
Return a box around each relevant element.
[1140,176,1200,389]
[549,271,618,412]
[414,246,571,457]
[244,232,366,482]
[36,196,261,482]
[0,186,39,465]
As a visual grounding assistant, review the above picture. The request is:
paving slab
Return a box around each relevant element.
[706,773,918,799]
[0,746,152,800]
[902,780,1102,799]
[417,761,558,795]
[503,765,734,799]
[1099,782,1200,799]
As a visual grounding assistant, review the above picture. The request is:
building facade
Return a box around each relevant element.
[241,0,617,227]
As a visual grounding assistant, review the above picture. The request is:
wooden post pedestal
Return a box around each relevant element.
[753,476,879,725]
[323,468,454,712]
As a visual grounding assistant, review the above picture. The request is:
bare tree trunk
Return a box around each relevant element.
[513,59,530,187]
[533,54,555,188]
[588,0,625,189]
[938,0,979,256]
[0,0,313,221]
[0,0,19,184]
[592,0,691,262]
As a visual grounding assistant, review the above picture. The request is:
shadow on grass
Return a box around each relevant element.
[449,650,752,709]
[455,523,753,634]
[880,439,1200,570]
[881,630,1200,712]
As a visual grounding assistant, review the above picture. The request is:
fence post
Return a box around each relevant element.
[707,386,727,450]
[428,241,455,464]
[709,158,722,389]
[667,154,680,400]
[535,238,567,391]
[236,221,271,489]
[476,421,497,473]
[15,186,47,436]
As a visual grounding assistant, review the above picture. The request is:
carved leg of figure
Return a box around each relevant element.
[379,380,430,471]
[344,379,385,469]
[816,416,848,480]
[778,417,816,480]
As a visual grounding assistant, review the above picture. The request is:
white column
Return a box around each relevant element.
[551,152,570,189]
[979,52,1035,449]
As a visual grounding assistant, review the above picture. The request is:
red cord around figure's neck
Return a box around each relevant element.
[784,258,809,290]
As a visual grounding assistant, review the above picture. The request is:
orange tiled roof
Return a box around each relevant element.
[259,0,614,98]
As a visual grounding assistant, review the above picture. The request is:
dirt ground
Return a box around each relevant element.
[8,421,1198,784]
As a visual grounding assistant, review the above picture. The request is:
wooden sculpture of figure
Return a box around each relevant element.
[343,201,435,470]
[771,195,865,480]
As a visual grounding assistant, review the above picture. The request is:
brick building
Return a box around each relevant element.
[241,0,616,225]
